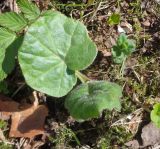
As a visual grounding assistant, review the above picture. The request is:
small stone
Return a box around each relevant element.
[142,20,150,27]
[141,122,160,146]
[117,25,126,33]
[125,140,139,148]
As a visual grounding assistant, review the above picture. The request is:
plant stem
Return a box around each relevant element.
[120,56,127,78]
[75,71,91,83]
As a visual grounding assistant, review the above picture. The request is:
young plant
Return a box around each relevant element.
[111,33,136,64]
[0,0,122,121]
[151,103,160,128]
[108,13,121,26]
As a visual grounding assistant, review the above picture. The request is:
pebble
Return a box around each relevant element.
[142,20,150,27]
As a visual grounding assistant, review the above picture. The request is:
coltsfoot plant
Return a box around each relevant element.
[112,33,136,64]
[0,0,122,121]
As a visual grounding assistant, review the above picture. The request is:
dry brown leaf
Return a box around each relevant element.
[0,94,19,120]
[9,104,48,138]
[0,94,48,138]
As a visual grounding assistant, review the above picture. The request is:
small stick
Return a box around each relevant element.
[11,83,25,98]
[33,91,39,107]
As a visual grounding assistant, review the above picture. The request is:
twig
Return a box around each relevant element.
[89,2,102,22]
[33,91,39,107]
[111,108,143,127]
[111,120,143,127]
[11,83,25,98]
[0,140,15,145]
[0,129,6,142]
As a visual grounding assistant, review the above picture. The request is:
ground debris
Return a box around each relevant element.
[126,122,160,148]
[0,94,48,138]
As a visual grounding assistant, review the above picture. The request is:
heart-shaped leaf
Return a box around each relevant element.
[18,11,97,97]
[65,81,122,121]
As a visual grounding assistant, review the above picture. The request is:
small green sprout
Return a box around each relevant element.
[151,103,160,128]
[108,13,121,26]
[111,33,136,64]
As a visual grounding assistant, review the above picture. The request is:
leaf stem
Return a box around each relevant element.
[75,71,91,83]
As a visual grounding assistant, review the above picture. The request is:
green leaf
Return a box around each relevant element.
[111,33,136,64]
[0,35,23,81]
[16,0,40,21]
[0,81,8,94]
[0,12,27,32]
[0,120,7,129]
[18,11,97,97]
[151,103,160,128]
[0,28,16,48]
[108,13,121,26]
[65,81,122,121]
[64,21,97,70]
[0,28,16,80]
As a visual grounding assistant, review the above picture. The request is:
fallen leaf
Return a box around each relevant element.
[10,104,48,138]
[0,94,19,120]
[0,94,48,138]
